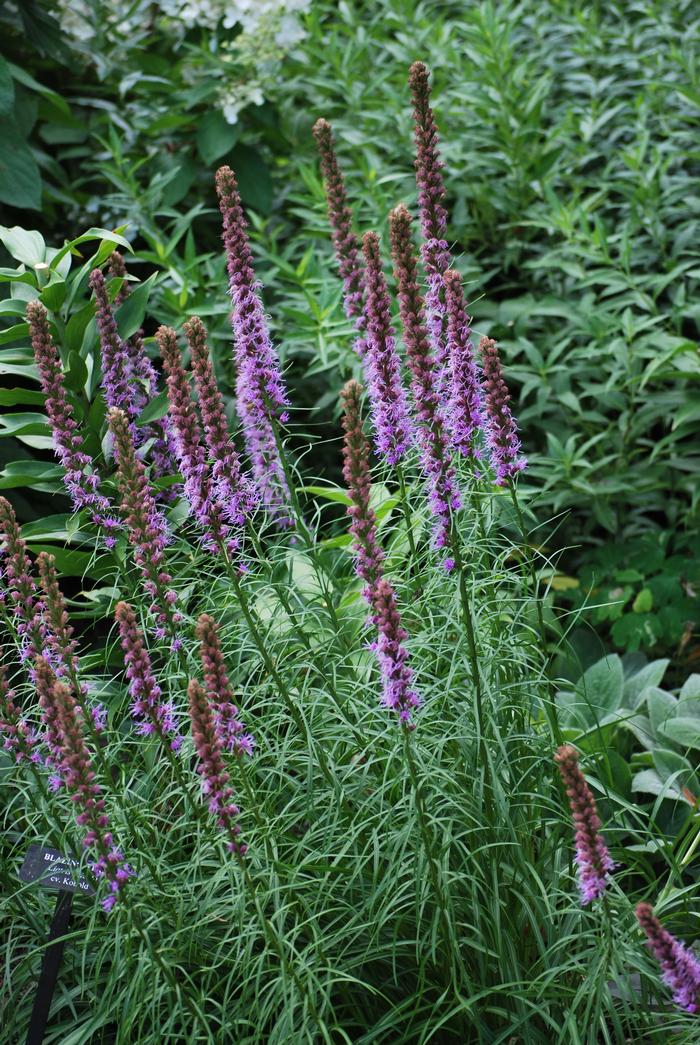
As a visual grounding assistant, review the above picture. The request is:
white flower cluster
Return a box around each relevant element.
[54,0,310,122]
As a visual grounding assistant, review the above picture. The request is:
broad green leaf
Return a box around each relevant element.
[632,769,684,802]
[0,119,41,209]
[575,654,624,717]
[0,387,45,407]
[659,717,700,750]
[300,485,352,506]
[49,228,132,271]
[623,658,669,709]
[632,587,653,613]
[229,145,273,214]
[115,273,157,340]
[137,391,169,426]
[0,226,45,265]
[196,110,239,165]
[0,412,49,437]
[653,749,700,800]
[0,55,14,115]
[647,686,678,740]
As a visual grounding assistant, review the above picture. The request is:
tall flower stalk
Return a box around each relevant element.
[0,658,39,765]
[636,903,700,1013]
[216,165,291,523]
[188,679,245,854]
[157,325,232,553]
[90,269,139,431]
[27,300,117,540]
[442,271,484,465]
[115,601,181,751]
[184,316,255,529]
[312,117,366,356]
[389,204,461,555]
[479,336,526,485]
[37,663,134,911]
[0,496,46,665]
[408,61,452,387]
[555,744,614,904]
[107,251,177,491]
[341,380,419,727]
[360,231,412,467]
[107,407,179,641]
[195,613,254,756]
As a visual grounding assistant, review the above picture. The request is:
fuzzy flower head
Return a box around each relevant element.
[27,301,117,539]
[371,578,420,728]
[0,659,39,764]
[37,665,135,910]
[340,379,384,599]
[115,601,182,751]
[36,551,78,678]
[555,744,614,904]
[636,902,700,1014]
[107,407,179,637]
[216,165,291,522]
[195,613,254,756]
[479,336,527,485]
[188,679,246,854]
[90,269,138,429]
[157,325,231,553]
[408,61,451,382]
[0,496,46,664]
[361,231,412,466]
[443,270,485,463]
[184,316,256,529]
[312,117,366,355]
[389,205,461,551]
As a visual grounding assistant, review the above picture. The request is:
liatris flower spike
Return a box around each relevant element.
[107,252,177,491]
[361,231,412,466]
[195,614,254,756]
[157,325,230,552]
[184,316,255,528]
[115,601,182,751]
[107,407,179,641]
[340,379,384,600]
[443,270,485,464]
[636,902,700,1013]
[36,551,78,677]
[312,118,366,355]
[389,204,461,553]
[479,336,527,485]
[0,658,39,764]
[215,165,291,522]
[188,679,245,854]
[90,269,139,430]
[555,744,614,904]
[0,496,46,665]
[371,578,421,728]
[408,61,451,381]
[27,301,117,539]
[38,666,135,910]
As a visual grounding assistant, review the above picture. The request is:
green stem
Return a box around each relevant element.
[506,479,562,744]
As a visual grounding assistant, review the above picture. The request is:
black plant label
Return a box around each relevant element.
[19,845,95,895]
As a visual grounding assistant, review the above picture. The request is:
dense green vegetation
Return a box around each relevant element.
[1,2,699,1042]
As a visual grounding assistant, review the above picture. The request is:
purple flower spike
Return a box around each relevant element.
[38,665,134,910]
[361,232,412,465]
[555,745,614,904]
[188,679,246,855]
[443,270,485,463]
[312,118,366,356]
[0,659,39,764]
[215,166,291,524]
[0,497,46,665]
[27,301,117,538]
[390,205,461,551]
[196,614,254,757]
[36,552,78,676]
[115,601,182,751]
[636,903,700,1013]
[340,382,420,726]
[157,325,230,552]
[90,269,138,429]
[341,380,384,600]
[371,578,421,728]
[184,316,256,528]
[34,657,65,780]
[108,252,177,493]
[479,336,527,485]
[107,408,179,634]
[408,61,452,385]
